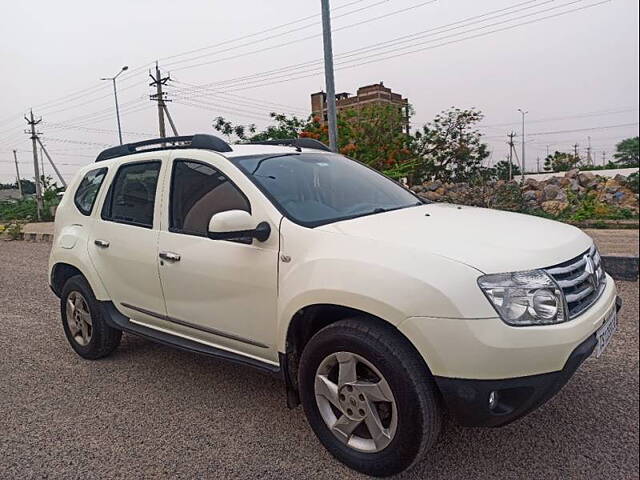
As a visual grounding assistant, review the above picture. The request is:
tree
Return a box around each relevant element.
[543,151,580,172]
[613,136,639,167]
[303,103,414,178]
[409,107,489,183]
[213,104,415,180]
[491,160,521,181]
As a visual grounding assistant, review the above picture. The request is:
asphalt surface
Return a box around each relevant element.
[1,241,638,479]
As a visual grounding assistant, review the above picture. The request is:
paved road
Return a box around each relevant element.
[1,241,638,479]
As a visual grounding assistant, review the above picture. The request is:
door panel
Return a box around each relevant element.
[87,159,166,322]
[88,221,165,320]
[157,232,278,358]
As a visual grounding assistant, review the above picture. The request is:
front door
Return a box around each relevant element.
[157,157,280,362]
[88,158,167,322]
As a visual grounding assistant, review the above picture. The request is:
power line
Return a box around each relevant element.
[170,0,606,97]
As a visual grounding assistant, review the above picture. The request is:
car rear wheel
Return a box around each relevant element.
[60,275,121,359]
[298,317,442,477]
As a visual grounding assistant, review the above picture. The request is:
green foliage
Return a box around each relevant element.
[613,136,639,167]
[543,151,580,172]
[627,171,639,193]
[492,182,524,212]
[488,160,521,181]
[410,107,489,183]
[0,176,63,222]
[1,221,24,240]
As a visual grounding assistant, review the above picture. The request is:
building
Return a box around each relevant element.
[310,82,409,132]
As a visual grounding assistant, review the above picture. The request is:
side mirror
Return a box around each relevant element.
[207,210,271,242]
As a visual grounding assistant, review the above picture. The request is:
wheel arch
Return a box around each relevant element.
[281,303,435,408]
[50,261,108,300]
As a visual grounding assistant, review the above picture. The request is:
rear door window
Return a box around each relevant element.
[74,167,107,215]
[101,161,161,228]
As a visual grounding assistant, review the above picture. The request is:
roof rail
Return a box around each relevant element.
[95,134,232,162]
[247,138,331,152]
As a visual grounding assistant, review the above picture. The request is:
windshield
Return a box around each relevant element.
[231,153,421,226]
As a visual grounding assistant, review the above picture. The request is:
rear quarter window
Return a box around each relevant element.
[74,168,108,216]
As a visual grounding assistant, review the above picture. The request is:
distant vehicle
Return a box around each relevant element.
[48,134,621,477]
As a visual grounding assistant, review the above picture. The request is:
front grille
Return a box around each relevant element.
[545,244,606,319]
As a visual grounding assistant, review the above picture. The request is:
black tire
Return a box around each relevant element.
[298,317,442,477]
[60,275,121,359]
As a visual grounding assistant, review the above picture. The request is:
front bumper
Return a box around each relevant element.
[435,295,622,427]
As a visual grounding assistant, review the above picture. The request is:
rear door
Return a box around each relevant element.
[88,155,168,323]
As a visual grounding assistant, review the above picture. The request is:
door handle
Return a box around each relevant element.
[159,251,181,262]
[94,239,110,248]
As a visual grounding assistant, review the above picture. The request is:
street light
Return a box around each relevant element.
[101,65,128,145]
[518,108,528,182]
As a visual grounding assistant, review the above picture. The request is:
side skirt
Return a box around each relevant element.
[99,301,281,376]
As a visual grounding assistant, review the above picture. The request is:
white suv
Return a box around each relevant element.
[49,134,621,477]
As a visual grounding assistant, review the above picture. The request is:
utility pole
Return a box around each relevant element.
[602,151,606,166]
[149,62,170,138]
[586,136,593,166]
[573,143,579,161]
[507,132,516,180]
[321,0,339,152]
[536,156,540,173]
[25,110,43,220]
[518,109,528,182]
[12,150,23,198]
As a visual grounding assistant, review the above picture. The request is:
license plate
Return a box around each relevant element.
[595,306,617,358]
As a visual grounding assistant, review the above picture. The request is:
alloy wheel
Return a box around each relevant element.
[314,351,398,453]
[65,291,93,346]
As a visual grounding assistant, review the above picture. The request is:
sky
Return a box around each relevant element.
[0,0,638,183]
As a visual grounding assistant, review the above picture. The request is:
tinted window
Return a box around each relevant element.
[74,168,107,215]
[102,161,161,228]
[232,153,419,226]
[170,160,250,236]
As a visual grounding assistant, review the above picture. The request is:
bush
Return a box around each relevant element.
[628,171,639,194]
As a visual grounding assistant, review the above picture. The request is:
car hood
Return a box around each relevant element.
[318,203,592,273]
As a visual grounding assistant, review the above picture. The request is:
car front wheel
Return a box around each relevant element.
[298,317,442,477]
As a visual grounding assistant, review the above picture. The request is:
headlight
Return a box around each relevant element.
[477,270,566,326]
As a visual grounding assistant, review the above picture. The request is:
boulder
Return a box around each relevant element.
[613,174,628,186]
[410,185,424,193]
[565,168,579,179]
[423,191,442,202]
[523,178,539,190]
[541,200,569,216]
[578,171,597,188]
[424,180,442,192]
[543,184,563,201]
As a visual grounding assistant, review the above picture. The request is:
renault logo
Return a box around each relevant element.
[583,254,598,289]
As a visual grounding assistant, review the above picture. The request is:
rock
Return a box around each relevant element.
[541,200,569,215]
[543,184,563,201]
[410,185,423,193]
[423,191,442,202]
[559,177,570,187]
[569,179,582,192]
[424,180,442,192]
[578,171,597,188]
[613,174,628,186]
[604,178,621,193]
[523,178,539,190]
[565,168,579,179]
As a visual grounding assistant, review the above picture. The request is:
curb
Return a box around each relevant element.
[601,256,640,281]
